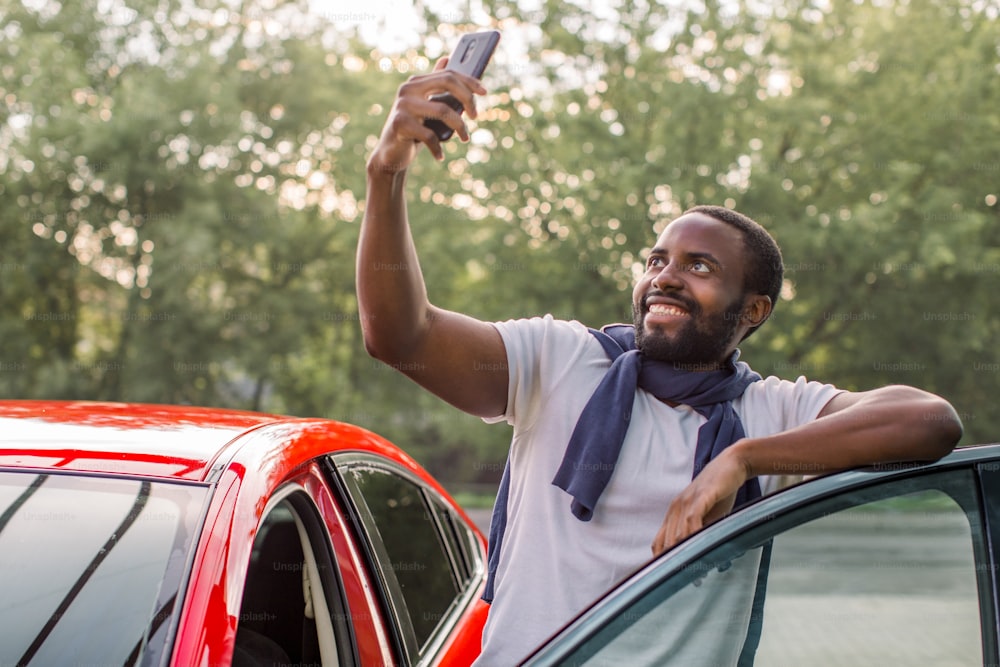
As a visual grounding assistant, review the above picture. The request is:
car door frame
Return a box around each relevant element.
[975,457,1000,656]
[236,481,358,666]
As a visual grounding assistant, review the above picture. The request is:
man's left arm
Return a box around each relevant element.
[652,385,963,555]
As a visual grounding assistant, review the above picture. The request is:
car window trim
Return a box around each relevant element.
[975,462,1000,661]
[428,496,472,585]
[145,477,215,667]
[284,487,358,667]
[412,502,485,666]
[441,500,487,584]
[328,452,485,666]
[333,458,420,661]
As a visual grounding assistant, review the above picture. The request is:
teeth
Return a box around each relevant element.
[648,304,686,316]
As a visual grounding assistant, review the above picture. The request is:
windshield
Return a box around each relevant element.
[0,471,209,667]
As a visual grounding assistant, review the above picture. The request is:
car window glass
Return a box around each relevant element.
[429,497,482,584]
[751,491,982,666]
[453,508,485,578]
[339,464,460,652]
[557,471,987,666]
[0,472,207,667]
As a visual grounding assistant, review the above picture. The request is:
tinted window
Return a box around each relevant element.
[353,467,458,643]
[430,497,484,585]
[0,472,208,667]
[334,454,474,661]
[549,470,989,666]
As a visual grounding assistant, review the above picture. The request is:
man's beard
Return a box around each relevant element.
[633,296,744,368]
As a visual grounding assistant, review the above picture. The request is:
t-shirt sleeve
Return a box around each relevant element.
[740,375,843,432]
[482,315,595,428]
[737,375,845,493]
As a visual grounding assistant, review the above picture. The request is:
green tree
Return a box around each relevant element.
[463,0,1000,443]
[1,1,369,406]
[2,0,997,488]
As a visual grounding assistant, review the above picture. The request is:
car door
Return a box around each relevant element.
[330,453,486,666]
[526,460,999,666]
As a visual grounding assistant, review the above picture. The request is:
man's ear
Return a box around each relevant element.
[743,295,772,328]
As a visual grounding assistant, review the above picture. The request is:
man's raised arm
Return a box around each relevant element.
[357,60,508,419]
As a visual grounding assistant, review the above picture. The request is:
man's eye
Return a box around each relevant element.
[690,261,711,273]
[648,257,664,268]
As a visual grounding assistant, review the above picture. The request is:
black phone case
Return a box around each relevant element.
[424,30,500,141]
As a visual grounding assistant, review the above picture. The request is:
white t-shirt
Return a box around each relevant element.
[474,315,842,666]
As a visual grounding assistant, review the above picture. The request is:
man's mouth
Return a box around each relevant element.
[646,303,688,317]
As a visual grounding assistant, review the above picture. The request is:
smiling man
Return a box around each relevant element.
[634,209,774,367]
[357,63,964,665]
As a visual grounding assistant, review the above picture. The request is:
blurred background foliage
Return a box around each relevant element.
[1,0,998,489]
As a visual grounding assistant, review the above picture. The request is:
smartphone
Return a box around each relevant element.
[423,30,500,141]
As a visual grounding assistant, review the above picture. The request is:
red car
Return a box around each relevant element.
[0,400,489,667]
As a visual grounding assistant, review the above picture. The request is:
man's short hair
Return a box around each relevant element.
[684,205,784,340]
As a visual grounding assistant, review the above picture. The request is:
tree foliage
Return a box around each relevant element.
[1,0,997,484]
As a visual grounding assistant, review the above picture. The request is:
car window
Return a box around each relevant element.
[0,471,208,667]
[236,492,351,667]
[429,496,485,585]
[544,469,990,666]
[333,455,477,663]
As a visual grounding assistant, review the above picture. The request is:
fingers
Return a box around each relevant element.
[651,484,738,556]
[408,69,486,119]
[650,452,749,556]
[383,103,464,162]
[432,57,487,95]
[393,68,486,146]
[652,496,705,556]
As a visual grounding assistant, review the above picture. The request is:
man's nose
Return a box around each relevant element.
[651,261,683,291]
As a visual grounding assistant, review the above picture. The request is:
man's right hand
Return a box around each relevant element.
[368,57,488,170]
[358,57,507,420]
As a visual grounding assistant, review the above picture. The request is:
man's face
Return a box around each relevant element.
[631,213,761,367]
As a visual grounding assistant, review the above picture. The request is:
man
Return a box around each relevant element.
[357,60,963,665]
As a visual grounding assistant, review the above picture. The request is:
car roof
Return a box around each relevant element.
[0,400,403,483]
